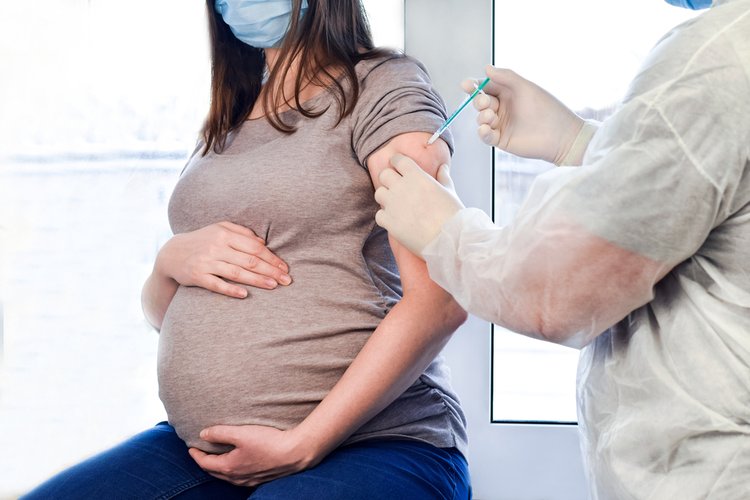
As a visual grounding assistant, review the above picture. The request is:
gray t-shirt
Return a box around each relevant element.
[158,55,468,456]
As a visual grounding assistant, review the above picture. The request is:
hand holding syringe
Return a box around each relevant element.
[427,77,491,145]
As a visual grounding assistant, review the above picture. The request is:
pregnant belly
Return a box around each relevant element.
[157,283,382,453]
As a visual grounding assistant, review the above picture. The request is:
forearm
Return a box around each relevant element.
[421,209,547,338]
[141,269,179,331]
[293,288,465,458]
[423,208,663,347]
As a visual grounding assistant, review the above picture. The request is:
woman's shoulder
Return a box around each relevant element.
[355,52,433,87]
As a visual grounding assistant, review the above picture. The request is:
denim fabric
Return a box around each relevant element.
[22,422,471,499]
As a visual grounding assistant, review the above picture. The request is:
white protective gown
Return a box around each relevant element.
[423,1,750,498]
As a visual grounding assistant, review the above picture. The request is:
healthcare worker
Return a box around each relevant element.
[374,0,750,498]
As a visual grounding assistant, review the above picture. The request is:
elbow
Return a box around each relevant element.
[406,291,467,337]
[443,299,469,333]
[536,320,578,346]
[522,285,629,347]
[528,309,600,349]
[400,280,468,334]
[523,302,588,347]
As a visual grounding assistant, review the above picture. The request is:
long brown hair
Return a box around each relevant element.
[202,0,392,154]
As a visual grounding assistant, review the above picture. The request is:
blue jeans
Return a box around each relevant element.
[22,422,471,499]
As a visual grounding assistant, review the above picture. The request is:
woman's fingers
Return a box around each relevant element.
[199,274,250,299]
[227,233,289,274]
[218,261,279,290]
[177,222,293,297]
[223,249,292,286]
[218,222,290,273]
[198,258,290,298]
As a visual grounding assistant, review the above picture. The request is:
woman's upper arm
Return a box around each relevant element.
[367,132,450,190]
[366,131,452,295]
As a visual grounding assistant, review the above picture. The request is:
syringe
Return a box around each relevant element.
[427,76,491,145]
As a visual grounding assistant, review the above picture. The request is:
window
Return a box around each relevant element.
[0,1,401,496]
[491,0,697,424]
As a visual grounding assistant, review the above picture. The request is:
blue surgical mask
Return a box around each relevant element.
[663,0,713,9]
[214,0,308,48]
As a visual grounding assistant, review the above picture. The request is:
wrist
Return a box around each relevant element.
[142,259,179,331]
[554,119,599,166]
[433,204,462,239]
[287,425,329,469]
[411,206,459,258]
[153,238,179,283]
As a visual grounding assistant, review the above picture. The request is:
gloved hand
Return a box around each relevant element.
[375,154,465,257]
[466,65,587,165]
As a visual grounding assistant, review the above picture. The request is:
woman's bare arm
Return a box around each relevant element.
[290,132,466,455]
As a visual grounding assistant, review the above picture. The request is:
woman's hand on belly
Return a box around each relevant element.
[157,221,292,298]
[188,424,321,487]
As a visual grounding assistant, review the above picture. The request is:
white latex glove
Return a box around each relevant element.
[467,65,589,166]
[374,154,465,257]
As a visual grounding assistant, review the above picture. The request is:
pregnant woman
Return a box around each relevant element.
[23,1,471,498]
